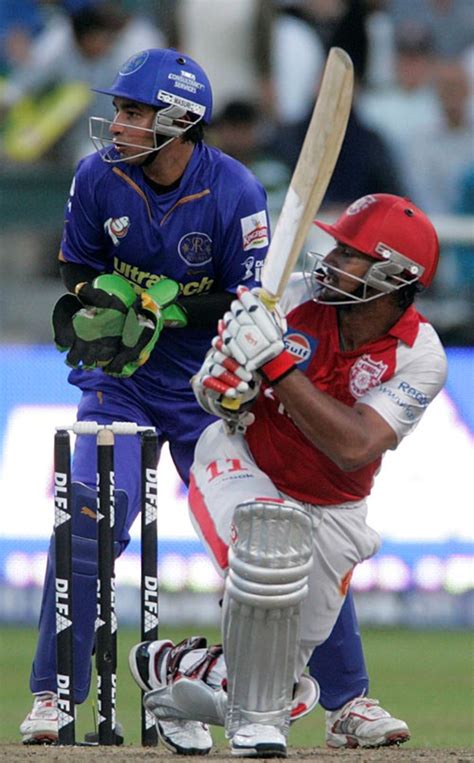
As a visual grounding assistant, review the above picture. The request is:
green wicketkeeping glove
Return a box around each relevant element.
[104,278,185,377]
[52,273,136,369]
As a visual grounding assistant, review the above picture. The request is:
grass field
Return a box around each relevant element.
[1,626,473,750]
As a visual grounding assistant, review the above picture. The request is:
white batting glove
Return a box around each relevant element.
[191,345,261,432]
[218,286,297,383]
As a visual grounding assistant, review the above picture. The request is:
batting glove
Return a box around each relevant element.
[192,345,261,432]
[218,286,296,384]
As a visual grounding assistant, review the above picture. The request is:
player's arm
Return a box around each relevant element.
[173,291,235,329]
[269,372,397,470]
[218,286,397,470]
[59,260,102,292]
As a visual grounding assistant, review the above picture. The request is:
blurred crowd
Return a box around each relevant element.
[0,0,473,344]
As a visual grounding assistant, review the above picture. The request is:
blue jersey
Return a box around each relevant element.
[60,143,269,396]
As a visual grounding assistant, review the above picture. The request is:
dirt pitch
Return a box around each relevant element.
[1,745,473,762]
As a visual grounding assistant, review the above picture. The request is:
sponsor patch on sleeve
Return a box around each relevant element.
[241,210,269,251]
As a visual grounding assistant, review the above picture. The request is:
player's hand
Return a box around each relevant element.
[104,278,181,377]
[52,273,136,369]
[191,345,261,432]
[218,286,296,383]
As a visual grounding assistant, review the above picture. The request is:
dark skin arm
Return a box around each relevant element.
[272,369,398,471]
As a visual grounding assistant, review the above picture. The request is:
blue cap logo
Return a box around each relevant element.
[119,50,150,76]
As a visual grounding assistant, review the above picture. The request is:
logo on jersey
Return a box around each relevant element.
[398,381,429,407]
[347,195,377,216]
[242,256,255,280]
[241,211,268,251]
[113,256,214,295]
[178,232,212,265]
[284,333,312,364]
[104,217,131,246]
[349,354,387,398]
[119,50,149,76]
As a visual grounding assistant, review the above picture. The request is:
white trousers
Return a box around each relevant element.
[189,421,381,676]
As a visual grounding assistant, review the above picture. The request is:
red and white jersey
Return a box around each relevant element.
[245,275,447,506]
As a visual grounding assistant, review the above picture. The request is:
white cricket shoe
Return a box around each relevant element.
[230,723,287,758]
[21,691,124,745]
[157,719,213,756]
[325,696,410,748]
[20,692,58,744]
[129,639,212,755]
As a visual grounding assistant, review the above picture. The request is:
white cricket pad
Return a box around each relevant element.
[223,499,313,738]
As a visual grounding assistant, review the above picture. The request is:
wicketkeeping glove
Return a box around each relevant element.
[103,278,182,377]
[52,273,137,369]
[192,344,261,433]
[219,286,297,383]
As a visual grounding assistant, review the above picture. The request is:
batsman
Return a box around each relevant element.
[22,46,417,754]
[129,194,447,756]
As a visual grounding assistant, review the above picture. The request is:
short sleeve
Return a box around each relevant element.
[358,323,448,444]
[60,157,107,269]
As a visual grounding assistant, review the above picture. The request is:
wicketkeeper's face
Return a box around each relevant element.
[108,97,163,162]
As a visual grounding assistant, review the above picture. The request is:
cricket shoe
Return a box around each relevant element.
[325,696,410,748]
[20,692,59,744]
[129,638,213,755]
[20,691,124,745]
[230,723,287,758]
[157,719,213,756]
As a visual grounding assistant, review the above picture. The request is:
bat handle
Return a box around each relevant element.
[258,289,279,312]
[221,397,241,411]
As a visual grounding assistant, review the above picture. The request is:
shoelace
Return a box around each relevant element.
[339,697,384,720]
[33,693,57,709]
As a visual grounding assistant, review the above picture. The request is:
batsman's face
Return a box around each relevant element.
[316,244,374,302]
[109,98,159,163]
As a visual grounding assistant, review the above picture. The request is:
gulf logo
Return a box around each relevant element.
[284,333,311,364]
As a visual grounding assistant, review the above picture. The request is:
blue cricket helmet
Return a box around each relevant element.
[93,48,213,124]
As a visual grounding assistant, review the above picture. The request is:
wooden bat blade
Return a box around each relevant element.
[261,47,354,300]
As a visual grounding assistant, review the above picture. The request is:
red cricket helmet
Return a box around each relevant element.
[314,194,439,290]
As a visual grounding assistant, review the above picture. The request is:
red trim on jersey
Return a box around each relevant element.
[188,473,229,570]
[386,305,420,347]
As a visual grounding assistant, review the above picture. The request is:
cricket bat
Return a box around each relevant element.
[261,47,354,302]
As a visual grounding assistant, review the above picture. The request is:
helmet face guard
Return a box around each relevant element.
[89,104,197,163]
[89,48,212,163]
[306,194,439,304]
[304,245,425,305]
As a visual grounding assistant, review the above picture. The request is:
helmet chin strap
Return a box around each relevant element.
[140,134,177,166]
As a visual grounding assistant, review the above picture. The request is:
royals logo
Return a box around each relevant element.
[349,354,387,398]
[104,217,130,246]
[178,232,212,265]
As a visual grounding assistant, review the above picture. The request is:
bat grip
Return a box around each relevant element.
[258,289,279,312]
[221,397,242,411]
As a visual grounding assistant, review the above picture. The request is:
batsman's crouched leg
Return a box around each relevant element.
[223,498,313,757]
